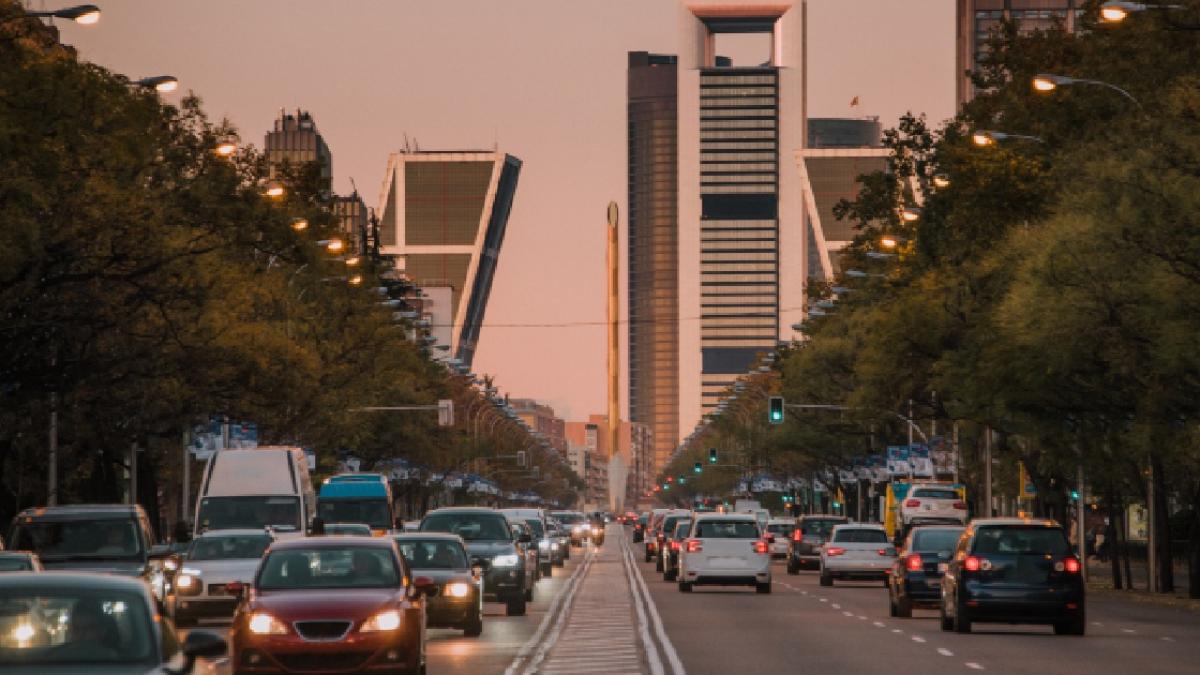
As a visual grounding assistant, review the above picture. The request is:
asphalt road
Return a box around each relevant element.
[633,540,1200,675]
[182,544,591,675]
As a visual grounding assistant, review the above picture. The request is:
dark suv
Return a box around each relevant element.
[786,515,847,574]
[889,525,964,617]
[420,507,534,616]
[940,518,1085,635]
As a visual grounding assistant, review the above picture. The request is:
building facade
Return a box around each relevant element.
[956,0,1083,107]
[796,118,887,281]
[375,150,522,369]
[511,398,568,458]
[264,109,332,192]
[627,51,681,477]
[677,1,807,431]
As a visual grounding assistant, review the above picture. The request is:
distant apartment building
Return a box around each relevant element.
[511,398,568,457]
[264,109,332,192]
[795,118,887,280]
[567,415,653,508]
[956,0,1084,107]
[375,150,522,369]
[332,192,371,256]
[565,421,608,506]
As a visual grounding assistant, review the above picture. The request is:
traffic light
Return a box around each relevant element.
[693,461,702,474]
[666,475,674,483]
[663,482,671,491]
[678,475,686,485]
[708,448,718,464]
[768,396,785,424]
[1070,489,1080,501]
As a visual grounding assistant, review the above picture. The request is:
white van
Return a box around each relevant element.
[193,447,315,536]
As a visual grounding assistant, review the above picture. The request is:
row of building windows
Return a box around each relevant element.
[700,74,777,85]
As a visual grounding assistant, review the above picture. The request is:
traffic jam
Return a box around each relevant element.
[0,446,607,674]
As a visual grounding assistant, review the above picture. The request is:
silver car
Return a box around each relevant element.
[819,523,896,587]
[168,529,274,626]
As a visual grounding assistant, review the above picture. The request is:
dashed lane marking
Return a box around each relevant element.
[911,635,926,643]
[1161,637,1175,642]
[843,611,854,617]
[892,629,903,634]
[857,615,868,620]
[831,603,841,609]
[937,648,954,657]
[874,621,886,628]
[1121,628,1136,634]
[965,663,985,670]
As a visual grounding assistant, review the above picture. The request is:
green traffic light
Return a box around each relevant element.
[693,462,702,474]
[678,476,686,485]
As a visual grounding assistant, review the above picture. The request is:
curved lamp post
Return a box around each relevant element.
[135,75,179,93]
[1032,73,1142,109]
[971,130,1044,147]
[23,4,100,24]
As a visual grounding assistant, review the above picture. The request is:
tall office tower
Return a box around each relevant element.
[956,0,1083,107]
[677,1,806,429]
[375,150,521,369]
[332,192,370,256]
[627,51,680,476]
[796,118,887,281]
[264,109,332,192]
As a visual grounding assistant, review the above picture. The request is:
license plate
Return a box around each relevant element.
[710,557,744,568]
[938,563,948,573]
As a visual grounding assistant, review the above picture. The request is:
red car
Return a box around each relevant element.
[229,536,436,674]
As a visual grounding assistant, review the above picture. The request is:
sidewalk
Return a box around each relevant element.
[1086,557,1198,612]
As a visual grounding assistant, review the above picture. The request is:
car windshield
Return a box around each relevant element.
[767,524,792,535]
[197,496,300,531]
[317,500,391,530]
[662,517,681,534]
[833,529,888,543]
[912,488,958,500]
[672,521,692,537]
[553,512,585,524]
[396,540,469,569]
[911,529,963,552]
[10,519,144,562]
[0,558,33,572]
[420,513,512,541]
[188,534,272,560]
[523,519,545,538]
[973,526,1069,555]
[800,519,842,537]
[258,547,399,590]
[638,515,648,525]
[326,524,372,536]
[0,589,154,666]
[695,520,759,538]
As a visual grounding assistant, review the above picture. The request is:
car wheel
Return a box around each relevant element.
[645,551,652,563]
[889,595,899,617]
[896,594,912,618]
[939,598,954,631]
[541,562,553,577]
[819,570,833,587]
[786,560,799,575]
[1054,612,1086,636]
[678,581,693,593]
[463,615,483,637]
[755,581,771,594]
[507,595,527,616]
[664,568,677,582]
[954,594,972,634]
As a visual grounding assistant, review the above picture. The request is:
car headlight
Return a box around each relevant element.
[248,613,289,635]
[538,540,551,550]
[551,542,559,551]
[176,574,197,589]
[572,525,584,533]
[492,554,520,567]
[445,582,471,598]
[360,609,402,632]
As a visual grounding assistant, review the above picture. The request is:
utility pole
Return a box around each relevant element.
[129,442,139,507]
[1076,463,1086,581]
[1147,459,1157,592]
[48,391,58,506]
[181,430,191,524]
[983,427,993,518]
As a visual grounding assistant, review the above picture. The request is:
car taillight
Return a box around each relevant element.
[952,501,967,510]
[1063,557,1081,574]
[906,554,923,571]
[753,540,769,555]
[964,555,981,572]
[670,541,680,552]
[792,529,803,543]
[904,499,921,508]
[686,539,702,553]
[877,548,895,556]
[826,546,846,556]
[657,533,665,541]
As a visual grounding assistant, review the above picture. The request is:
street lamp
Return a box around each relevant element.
[317,239,345,253]
[900,205,921,222]
[135,75,178,93]
[264,181,285,198]
[880,235,900,249]
[931,174,950,189]
[1032,73,1142,108]
[290,217,309,232]
[971,130,1043,147]
[215,135,238,157]
[24,4,100,24]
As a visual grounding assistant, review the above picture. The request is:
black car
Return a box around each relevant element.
[888,525,964,617]
[661,518,692,582]
[419,507,533,616]
[786,515,847,574]
[655,514,689,572]
[395,533,484,637]
[940,518,1085,635]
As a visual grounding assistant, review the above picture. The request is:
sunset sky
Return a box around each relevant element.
[60,0,956,422]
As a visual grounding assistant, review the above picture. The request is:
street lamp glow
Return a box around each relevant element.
[931,174,950,189]
[264,181,285,198]
[972,131,996,147]
[1031,73,1142,108]
[348,274,363,286]
[900,206,921,222]
[880,235,899,249]
[1032,74,1061,92]
[343,256,362,267]
[1099,1,1147,22]
[26,5,101,24]
[324,238,345,253]
[215,136,238,157]
[290,218,308,232]
[135,75,179,93]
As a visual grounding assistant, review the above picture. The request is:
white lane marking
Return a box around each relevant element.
[857,615,868,620]
[1122,628,1136,634]
[624,534,686,675]
[504,548,596,675]
[911,635,926,643]
[1161,637,1175,642]
[874,621,886,628]
[937,648,954,656]
[831,603,841,609]
[966,662,985,670]
[892,629,904,634]
[843,611,854,617]
[819,598,828,602]
[622,537,664,675]
[519,548,599,675]
[801,590,808,595]
[1092,621,1103,626]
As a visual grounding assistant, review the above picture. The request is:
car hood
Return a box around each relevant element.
[10,665,166,675]
[185,558,260,583]
[408,569,474,584]
[462,541,517,558]
[252,588,401,621]
[39,559,146,576]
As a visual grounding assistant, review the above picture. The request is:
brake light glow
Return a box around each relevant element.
[792,529,803,543]
[1063,557,1081,574]
[686,539,702,553]
[964,555,981,572]
[753,540,769,555]
[826,546,846,556]
[904,499,921,508]
[952,501,967,510]
[670,541,680,552]
[906,554,923,571]
[877,548,894,557]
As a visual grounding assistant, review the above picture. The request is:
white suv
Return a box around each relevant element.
[899,484,968,530]
[677,514,772,594]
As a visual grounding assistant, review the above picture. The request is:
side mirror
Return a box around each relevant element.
[179,629,227,673]
[413,575,439,597]
[225,581,246,598]
[519,533,532,544]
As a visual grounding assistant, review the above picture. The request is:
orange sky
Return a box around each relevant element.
[61,0,955,422]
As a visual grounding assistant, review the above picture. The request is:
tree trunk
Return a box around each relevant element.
[1151,454,1174,593]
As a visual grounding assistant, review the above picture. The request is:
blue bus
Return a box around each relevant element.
[316,474,395,535]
